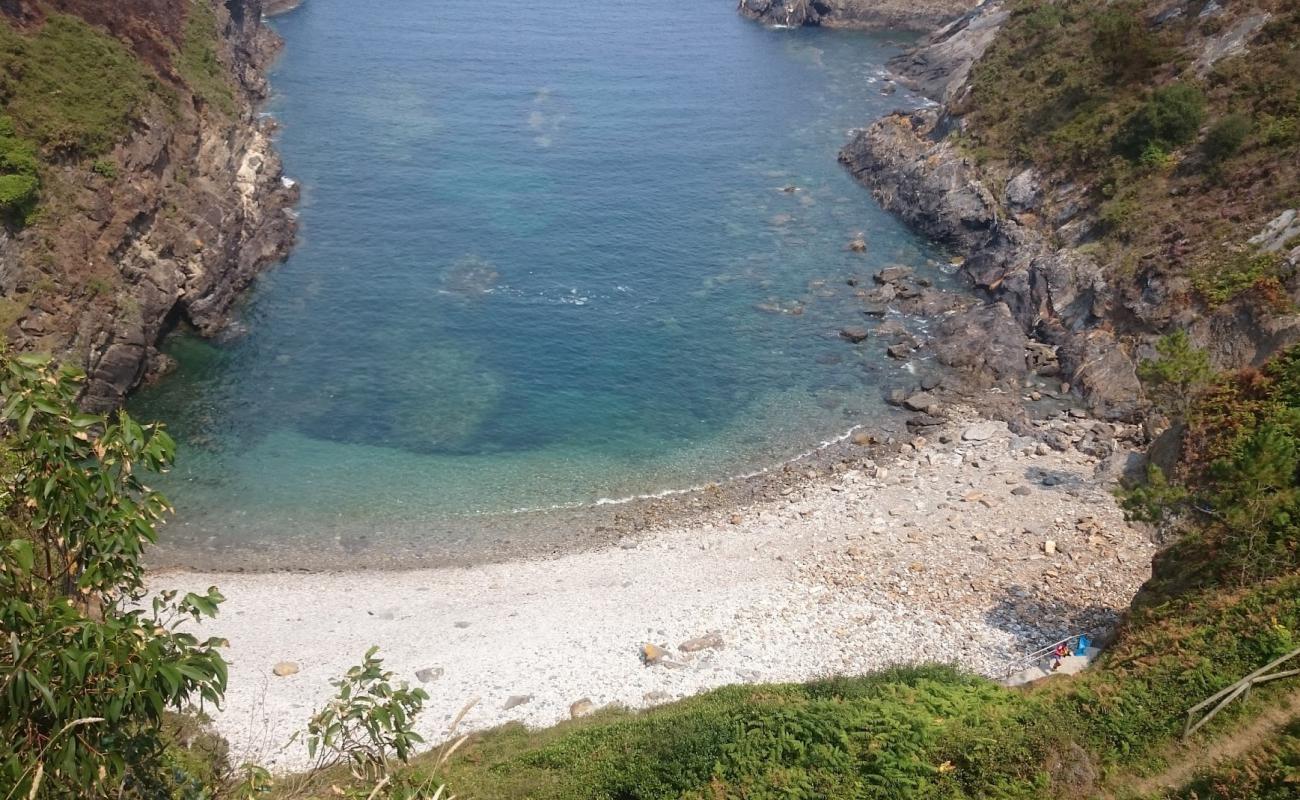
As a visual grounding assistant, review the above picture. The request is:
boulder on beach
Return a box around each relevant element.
[272,661,299,677]
[415,666,443,683]
[640,643,670,665]
[962,421,1000,441]
[679,632,725,652]
[503,694,533,710]
[903,391,938,412]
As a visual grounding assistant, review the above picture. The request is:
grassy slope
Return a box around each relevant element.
[0,13,155,158]
[1164,717,1300,799]
[0,1,236,220]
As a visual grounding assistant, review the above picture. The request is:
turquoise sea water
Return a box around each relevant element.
[132,0,943,567]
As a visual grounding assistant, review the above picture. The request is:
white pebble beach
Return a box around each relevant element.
[151,410,1157,772]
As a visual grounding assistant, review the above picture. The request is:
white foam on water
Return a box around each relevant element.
[503,423,865,514]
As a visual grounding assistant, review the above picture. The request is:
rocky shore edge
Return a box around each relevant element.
[838,0,1300,423]
[736,0,983,31]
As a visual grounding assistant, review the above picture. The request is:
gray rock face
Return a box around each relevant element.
[885,1,1010,103]
[933,303,1028,389]
[1249,209,1300,258]
[1193,11,1272,77]
[1005,168,1041,214]
[838,107,1149,419]
[1056,330,1142,421]
[840,109,998,252]
[737,0,981,31]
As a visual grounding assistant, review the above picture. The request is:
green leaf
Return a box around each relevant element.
[6,539,35,572]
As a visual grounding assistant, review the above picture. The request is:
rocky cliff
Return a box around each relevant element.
[0,0,297,409]
[737,0,981,31]
[838,0,1300,421]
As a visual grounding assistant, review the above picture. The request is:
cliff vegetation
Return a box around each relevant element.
[960,0,1300,305]
[0,0,296,410]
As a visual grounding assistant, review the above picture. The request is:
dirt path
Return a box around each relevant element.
[1121,686,1300,797]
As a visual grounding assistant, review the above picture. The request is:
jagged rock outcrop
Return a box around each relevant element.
[885,0,1008,103]
[263,0,304,16]
[838,0,1300,422]
[737,0,981,31]
[840,107,1143,420]
[0,0,297,409]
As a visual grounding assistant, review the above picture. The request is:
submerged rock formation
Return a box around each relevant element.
[0,0,297,409]
[737,0,981,31]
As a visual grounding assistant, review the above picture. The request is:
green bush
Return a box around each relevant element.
[301,647,430,783]
[1091,3,1165,83]
[1202,112,1253,165]
[0,173,38,213]
[1116,83,1207,159]
[0,354,228,798]
[0,115,41,220]
[1137,330,1214,418]
[91,159,119,180]
[1192,250,1286,306]
[1259,114,1299,147]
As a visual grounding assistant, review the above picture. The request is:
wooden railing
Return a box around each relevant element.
[1182,646,1300,740]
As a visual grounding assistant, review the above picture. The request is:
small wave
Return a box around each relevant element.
[501,424,864,516]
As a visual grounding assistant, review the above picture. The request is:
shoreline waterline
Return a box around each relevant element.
[153,409,1158,773]
[145,413,914,573]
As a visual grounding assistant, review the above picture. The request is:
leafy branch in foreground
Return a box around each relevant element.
[302,647,431,783]
[0,353,227,798]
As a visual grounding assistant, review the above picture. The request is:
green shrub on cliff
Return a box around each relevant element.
[1202,112,1254,166]
[1090,2,1167,84]
[0,115,40,221]
[1116,84,1207,160]
[1137,330,1213,418]
[0,354,228,798]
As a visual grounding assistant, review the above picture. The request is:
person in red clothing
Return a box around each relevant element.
[1051,641,1069,671]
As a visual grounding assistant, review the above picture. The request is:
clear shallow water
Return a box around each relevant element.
[132,0,943,566]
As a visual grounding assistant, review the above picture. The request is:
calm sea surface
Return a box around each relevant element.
[132,0,943,566]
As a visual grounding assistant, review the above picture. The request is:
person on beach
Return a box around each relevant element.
[1051,641,1069,671]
